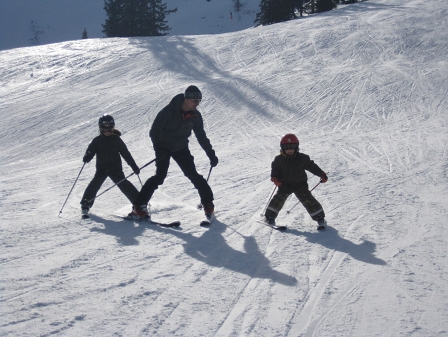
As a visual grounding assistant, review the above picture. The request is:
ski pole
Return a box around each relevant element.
[261,185,278,216]
[58,162,86,217]
[137,174,143,187]
[286,179,323,214]
[197,166,213,209]
[87,158,156,203]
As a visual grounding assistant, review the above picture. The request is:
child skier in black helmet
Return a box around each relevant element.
[264,133,328,230]
[80,114,141,218]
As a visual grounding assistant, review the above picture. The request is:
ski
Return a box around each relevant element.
[270,223,287,231]
[119,215,181,228]
[148,220,181,228]
[317,220,327,231]
[200,213,214,226]
[256,219,287,231]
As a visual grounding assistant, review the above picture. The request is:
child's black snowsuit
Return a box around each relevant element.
[80,129,140,209]
[265,151,326,221]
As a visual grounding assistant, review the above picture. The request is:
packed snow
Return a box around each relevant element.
[1,0,448,336]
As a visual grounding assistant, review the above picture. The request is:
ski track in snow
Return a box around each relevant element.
[1,0,448,336]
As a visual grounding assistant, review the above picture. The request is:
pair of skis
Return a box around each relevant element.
[257,217,327,231]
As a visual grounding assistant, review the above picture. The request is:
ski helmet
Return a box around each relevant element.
[280,133,299,154]
[98,114,115,128]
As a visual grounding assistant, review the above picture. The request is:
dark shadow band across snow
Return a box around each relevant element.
[288,226,387,266]
[87,214,297,286]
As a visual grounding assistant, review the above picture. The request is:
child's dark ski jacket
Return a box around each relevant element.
[83,130,139,173]
[271,152,325,185]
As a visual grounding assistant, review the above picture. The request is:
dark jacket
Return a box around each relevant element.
[271,151,324,185]
[83,129,139,172]
[149,94,213,153]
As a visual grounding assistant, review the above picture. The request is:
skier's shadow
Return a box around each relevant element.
[88,214,147,246]
[288,226,387,265]
[165,219,297,286]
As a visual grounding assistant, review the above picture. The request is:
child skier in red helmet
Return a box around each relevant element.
[264,133,328,230]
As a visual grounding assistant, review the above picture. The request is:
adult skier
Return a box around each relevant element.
[128,85,218,221]
[265,133,328,229]
[80,114,141,217]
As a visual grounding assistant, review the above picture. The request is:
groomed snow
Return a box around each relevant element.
[1,0,447,336]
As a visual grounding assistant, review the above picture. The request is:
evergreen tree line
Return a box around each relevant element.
[98,0,359,39]
[255,0,355,26]
[102,0,177,37]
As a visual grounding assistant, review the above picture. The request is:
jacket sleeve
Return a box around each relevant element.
[193,114,213,153]
[149,105,172,148]
[271,156,282,179]
[118,138,139,171]
[303,155,325,177]
[83,138,98,162]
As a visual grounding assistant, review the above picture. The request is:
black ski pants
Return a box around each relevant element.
[265,182,324,220]
[80,170,139,208]
[135,146,213,206]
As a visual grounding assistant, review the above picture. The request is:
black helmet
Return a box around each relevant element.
[98,114,115,128]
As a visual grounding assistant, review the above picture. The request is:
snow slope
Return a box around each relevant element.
[1,0,448,336]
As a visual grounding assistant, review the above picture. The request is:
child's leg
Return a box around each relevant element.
[293,188,325,220]
[109,171,139,204]
[265,188,291,220]
[81,171,108,208]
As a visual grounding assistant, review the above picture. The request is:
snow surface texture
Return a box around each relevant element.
[1,0,448,336]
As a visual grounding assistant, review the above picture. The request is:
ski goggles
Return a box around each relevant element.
[282,144,298,150]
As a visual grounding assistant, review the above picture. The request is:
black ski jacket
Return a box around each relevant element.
[271,151,324,185]
[149,94,213,153]
[83,130,139,173]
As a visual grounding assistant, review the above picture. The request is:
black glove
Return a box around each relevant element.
[83,150,94,163]
[321,172,328,183]
[207,149,219,167]
[132,166,140,175]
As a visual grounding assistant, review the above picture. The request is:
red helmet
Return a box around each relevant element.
[280,133,299,155]
[280,133,299,145]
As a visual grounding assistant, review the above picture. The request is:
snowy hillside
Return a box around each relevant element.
[1,0,448,336]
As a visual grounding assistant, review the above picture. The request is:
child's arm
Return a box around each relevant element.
[118,139,140,174]
[270,158,283,186]
[83,138,97,163]
[304,156,328,182]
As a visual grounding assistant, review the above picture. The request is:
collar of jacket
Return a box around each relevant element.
[281,150,297,158]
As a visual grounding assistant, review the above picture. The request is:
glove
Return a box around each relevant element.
[207,149,219,168]
[132,166,141,175]
[321,172,328,183]
[83,154,93,163]
[271,177,282,186]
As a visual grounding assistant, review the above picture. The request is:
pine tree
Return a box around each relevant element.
[82,28,88,39]
[316,0,336,12]
[102,0,177,37]
[254,0,298,26]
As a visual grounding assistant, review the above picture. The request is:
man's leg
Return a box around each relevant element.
[134,153,170,207]
[173,147,213,205]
